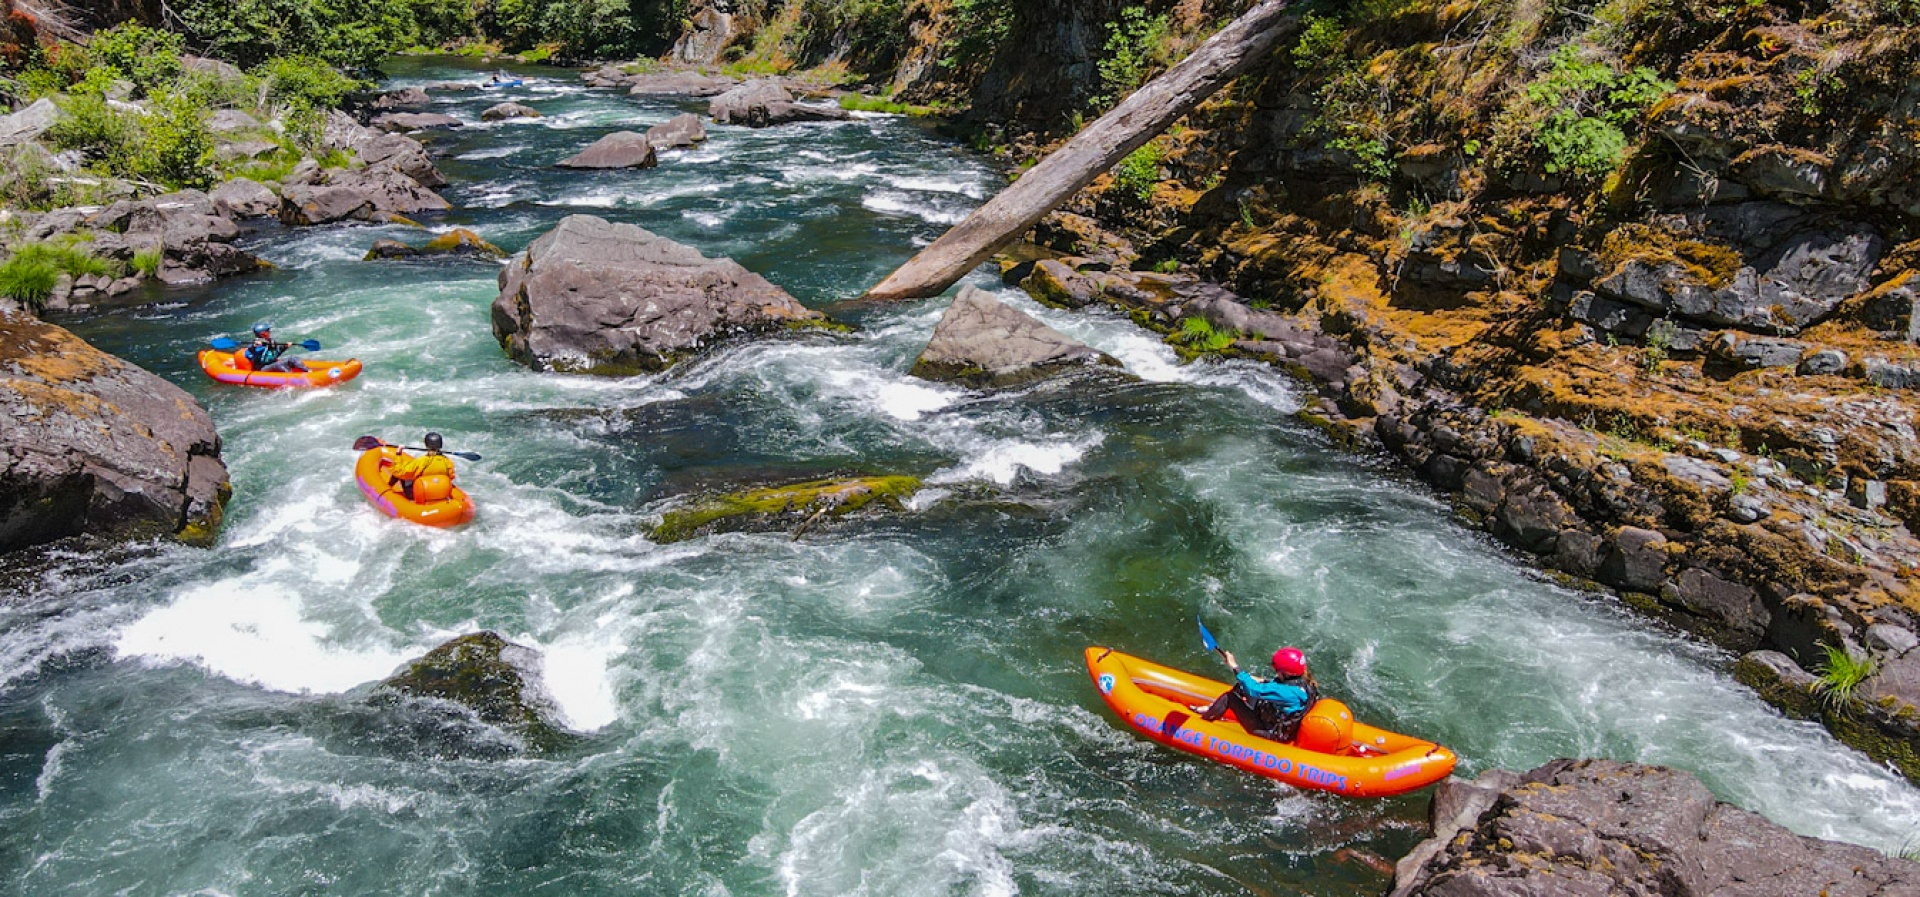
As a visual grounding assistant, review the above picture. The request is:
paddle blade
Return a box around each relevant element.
[1197,616,1219,653]
[209,337,238,351]
[352,436,384,451]
[448,451,482,461]
[298,339,322,351]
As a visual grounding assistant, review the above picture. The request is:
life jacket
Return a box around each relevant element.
[1234,673,1320,741]
[243,339,280,367]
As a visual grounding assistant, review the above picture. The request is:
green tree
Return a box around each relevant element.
[176,0,417,71]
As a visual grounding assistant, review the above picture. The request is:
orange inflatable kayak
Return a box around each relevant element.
[353,446,475,527]
[197,349,362,388]
[1086,647,1456,797]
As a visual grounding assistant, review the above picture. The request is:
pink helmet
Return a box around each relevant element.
[1272,647,1307,676]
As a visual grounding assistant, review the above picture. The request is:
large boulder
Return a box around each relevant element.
[491,214,828,375]
[480,102,540,121]
[371,112,463,133]
[556,131,657,170]
[366,632,569,757]
[279,165,452,225]
[627,71,739,97]
[369,86,429,110]
[0,308,229,553]
[708,78,849,127]
[82,190,265,284]
[670,2,737,65]
[1389,759,1920,896]
[645,113,707,149]
[208,178,279,219]
[910,286,1122,388]
[0,98,58,146]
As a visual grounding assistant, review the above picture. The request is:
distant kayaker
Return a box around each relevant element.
[1199,646,1320,741]
[388,432,457,500]
[243,323,309,373]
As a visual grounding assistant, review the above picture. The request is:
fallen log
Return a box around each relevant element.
[864,0,1295,301]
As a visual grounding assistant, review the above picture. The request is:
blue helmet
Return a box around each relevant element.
[251,322,272,336]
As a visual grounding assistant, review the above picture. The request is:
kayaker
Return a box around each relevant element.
[1199,647,1319,741]
[388,432,456,500]
[243,323,309,373]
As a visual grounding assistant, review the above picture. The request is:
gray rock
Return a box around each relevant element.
[1588,224,1881,335]
[708,80,847,126]
[0,309,228,552]
[671,5,737,65]
[910,286,1123,388]
[556,131,657,170]
[1668,566,1767,647]
[206,109,263,133]
[1492,483,1572,553]
[1728,493,1770,523]
[1600,526,1669,593]
[371,112,463,132]
[0,98,57,147]
[370,87,430,110]
[1020,258,1104,308]
[214,139,280,162]
[480,102,541,121]
[1864,359,1920,389]
[181,55,243,82]
[1391,759,1920,896]
[365,239,420,260]
[1661,454,1732,492]
[491,214,825,375]
[208,178,278,219]
[80,190,262,283]
[1857,274,1919,342]
[1849,478,1888,510]
[1798,348,1848,376]
[1706,331,1807,369]
[644,113,707,149]
[353,133,446,188]
[627,71,739,97]
[1868,623,1920,656]
[279,165,451,225]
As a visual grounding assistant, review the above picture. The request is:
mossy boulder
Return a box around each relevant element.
[363,227,505,261]
[650,475,920,543]
[368,632,571,756]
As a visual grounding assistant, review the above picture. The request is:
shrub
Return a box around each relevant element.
[1509,44,1673,178]
[1171,316,1236,353]
[89,23,184,97]
[1097,5,1172,106]
[1291,14,1345,70]
[45,93,134,161]
[1113,142,1163,204]
[131,91,216,189]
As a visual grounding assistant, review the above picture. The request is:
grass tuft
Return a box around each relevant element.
[1815,644,1880,709]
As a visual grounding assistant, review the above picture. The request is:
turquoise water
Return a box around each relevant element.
[4,58,1920,895]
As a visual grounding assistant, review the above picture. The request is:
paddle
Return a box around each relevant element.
[210,337,322,352]
[1198,615,1233,669]
[352,435,483,462]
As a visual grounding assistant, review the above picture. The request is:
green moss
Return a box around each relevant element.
[650,475,921,543]
[838,93,942,117]
[785,316,855,334]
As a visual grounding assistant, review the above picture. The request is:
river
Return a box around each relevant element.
[3,57,1918,895]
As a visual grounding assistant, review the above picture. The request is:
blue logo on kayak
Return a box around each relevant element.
[1098,673,1115,694]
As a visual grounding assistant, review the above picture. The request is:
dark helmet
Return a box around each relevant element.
[252,322,272,336]
[423,432,444,451]
[1272,647,1307,677]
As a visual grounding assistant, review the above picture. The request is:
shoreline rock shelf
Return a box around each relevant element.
[491,214,833,375]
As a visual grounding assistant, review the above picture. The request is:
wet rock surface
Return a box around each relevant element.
[1390,760,1920,896]
[649,475,922,543]
[491,214,827,375]
[366,632,570,757]
[911,286,1121,388]
[708,79,848,127]
[364,227,504,261]
[645,113,708,149]
[556,131,657,170]
[480,101,541,121]
[0,308,228,553]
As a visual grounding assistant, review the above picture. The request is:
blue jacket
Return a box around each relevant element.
[244,339,283,367]
[1235,671,1311,715]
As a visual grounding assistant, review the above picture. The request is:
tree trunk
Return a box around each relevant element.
[864,0,1294,302]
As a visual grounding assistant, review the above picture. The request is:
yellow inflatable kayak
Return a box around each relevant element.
[1086,647,1456,797]
[197,349,361,388]
[353,446,475,527]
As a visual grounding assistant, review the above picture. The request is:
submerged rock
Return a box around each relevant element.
[367,632,570,757]
[363,227,505,261]
[650,476,921,543]
[556,131,657,170]
[371,112,463,133]
[911,286,1122,388]
[1389,759,1920,896]
[491,214,828,375]
[0,308,228,553]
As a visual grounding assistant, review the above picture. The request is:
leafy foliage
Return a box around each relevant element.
[940,0,1016,74]
[1113,142,1164,203]
[45,93,133,161]
[1507,45,1673,177]
[89,23,184,97]
[131,91,216,188]
[1097,5,1171,107]
[0,243,119,312]
[1291,14,1345,70]
[176,0,417,71]
[1170,316,1237,353]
